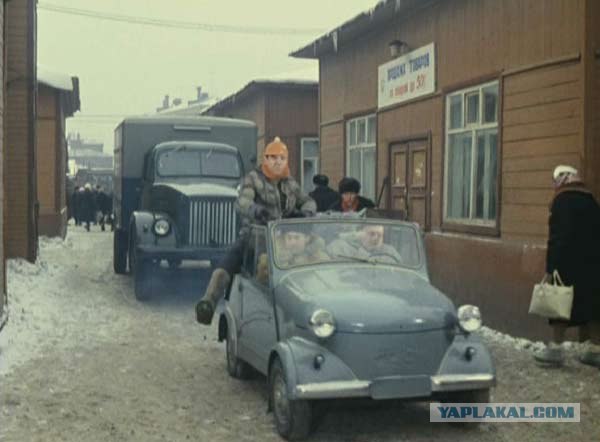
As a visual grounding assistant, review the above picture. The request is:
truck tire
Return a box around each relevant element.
[129,231,152,301]
[113,230,127,274]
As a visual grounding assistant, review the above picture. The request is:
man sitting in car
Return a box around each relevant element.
[275,226,329,268]
[327,224,402,264]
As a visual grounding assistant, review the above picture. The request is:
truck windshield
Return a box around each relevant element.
[156,148,241,178]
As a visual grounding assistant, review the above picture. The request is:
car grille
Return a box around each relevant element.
[188,198,238,247]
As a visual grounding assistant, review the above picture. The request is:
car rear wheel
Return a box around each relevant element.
[225,324,252,379]
[269,358,313,440]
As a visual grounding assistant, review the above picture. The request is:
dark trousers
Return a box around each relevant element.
[216,237,246,275]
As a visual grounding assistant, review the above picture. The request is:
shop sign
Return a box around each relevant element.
[378,43,436,109]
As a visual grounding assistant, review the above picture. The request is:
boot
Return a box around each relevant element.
[534,343,565,366]
[195,268,231,325]
[579,351,600,368]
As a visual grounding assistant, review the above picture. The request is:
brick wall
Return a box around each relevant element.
[4,0,36,261]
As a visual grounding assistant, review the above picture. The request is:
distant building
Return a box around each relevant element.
[68,133,113,171]
[155,86,218,116]
[37,65,81,238]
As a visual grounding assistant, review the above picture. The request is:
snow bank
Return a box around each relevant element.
[479,326,600,354]
[0,235,75,375]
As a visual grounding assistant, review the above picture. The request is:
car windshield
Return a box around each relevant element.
[156,147,241,178]
[272,220,421,269]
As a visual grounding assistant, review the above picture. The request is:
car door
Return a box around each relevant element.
[237,226,277,374]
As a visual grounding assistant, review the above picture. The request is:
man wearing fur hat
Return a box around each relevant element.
[329,176,375,212]
[195,137,316,325]
[309,174,339,212]
[534,165,600,367]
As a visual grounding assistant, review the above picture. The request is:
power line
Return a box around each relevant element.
[38,3,327,36]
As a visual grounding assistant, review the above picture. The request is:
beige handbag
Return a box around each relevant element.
[528,270,574,320]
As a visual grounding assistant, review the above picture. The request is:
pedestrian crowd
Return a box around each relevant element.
[68,183,113,232]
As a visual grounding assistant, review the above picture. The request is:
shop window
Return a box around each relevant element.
[300,138,319,194]
[346,115,376,201]
[444,81,499,226]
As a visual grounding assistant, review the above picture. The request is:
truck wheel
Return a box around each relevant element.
[113,230,127,274]
[129,233,151,301]
[270,358,313,440]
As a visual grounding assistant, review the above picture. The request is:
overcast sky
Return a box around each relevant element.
[37,0,379,153]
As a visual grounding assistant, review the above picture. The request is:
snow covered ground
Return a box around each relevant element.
[0,226,599,441]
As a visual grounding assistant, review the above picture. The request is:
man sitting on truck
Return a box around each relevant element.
[195,136,317,325]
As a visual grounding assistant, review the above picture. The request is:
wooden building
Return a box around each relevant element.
[4,0,37,262]
[0,0,7,331]
[292,0,600,339]
[37,66,80,237]
[203,78,319,193]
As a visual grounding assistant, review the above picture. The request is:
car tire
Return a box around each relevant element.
[225,324,252,379]
[129,231,151,301]
[269,358,313,441]
[113,229,127,274]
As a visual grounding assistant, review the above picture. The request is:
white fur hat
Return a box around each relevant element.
[552,165,578,180]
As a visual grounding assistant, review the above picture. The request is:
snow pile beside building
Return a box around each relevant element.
[0,236,75,375]
[479,326,600,354]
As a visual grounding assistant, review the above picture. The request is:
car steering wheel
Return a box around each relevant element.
[369,251,401,263]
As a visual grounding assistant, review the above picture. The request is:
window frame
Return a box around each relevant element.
[346,114,377,201]
[300,137,319,194]
[443,80,500,232]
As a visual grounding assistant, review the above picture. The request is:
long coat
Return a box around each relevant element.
[78,189,97,223]
[309,185,339,212]
[546,185,600,324]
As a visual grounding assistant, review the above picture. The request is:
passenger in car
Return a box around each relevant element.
[327,224,402,264]
[275,228,329,268]
[195,137,316,325]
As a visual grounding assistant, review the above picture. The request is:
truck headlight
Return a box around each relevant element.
[457,305,482,333]
[153,219,170,236]
[309,309,336,338]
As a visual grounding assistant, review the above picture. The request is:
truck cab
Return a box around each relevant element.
[112,116,257,300]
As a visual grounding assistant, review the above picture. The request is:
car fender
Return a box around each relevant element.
[130,211,177,248]
[269,336,359,400]
[436,333,495,378]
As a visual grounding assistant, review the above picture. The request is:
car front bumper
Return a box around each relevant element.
[294,373,496,400]
[137,244,230,262]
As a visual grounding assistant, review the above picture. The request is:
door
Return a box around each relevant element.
[237,227,277,373]
[388,139,430,230]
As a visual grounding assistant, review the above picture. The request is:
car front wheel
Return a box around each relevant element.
[269,358,313,440]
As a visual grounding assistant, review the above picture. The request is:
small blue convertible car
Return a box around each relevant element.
[218,218,495,439]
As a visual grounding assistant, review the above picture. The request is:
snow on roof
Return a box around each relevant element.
[203,64,318,114]
[37,64,74,91]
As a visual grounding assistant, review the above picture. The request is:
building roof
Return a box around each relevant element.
[203,65,318,114]
[37,64,81,116]
[290,0,437,59]
[38,64,75,91]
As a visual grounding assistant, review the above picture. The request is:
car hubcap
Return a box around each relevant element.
[273,372,290,427]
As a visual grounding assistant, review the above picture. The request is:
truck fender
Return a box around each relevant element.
[129,211,156,247]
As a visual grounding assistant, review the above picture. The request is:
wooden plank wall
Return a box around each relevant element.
[319,123,344,191]
[37,87,57,215]
[501,61,583,241]
[585,0,600,198]
[0,1,5,313]
[4,0,36,261]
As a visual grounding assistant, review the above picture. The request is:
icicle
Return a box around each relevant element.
[332,30,338,53]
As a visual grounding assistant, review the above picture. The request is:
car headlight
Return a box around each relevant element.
[153,218,170,236]
[309,309,336,338]
[457,304,482,333]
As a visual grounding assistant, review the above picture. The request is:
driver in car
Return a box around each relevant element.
[327,224,402,264]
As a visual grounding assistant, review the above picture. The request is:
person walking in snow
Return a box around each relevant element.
[79,183,97,232]
[195,136,316,325]
[534,165,600,367]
